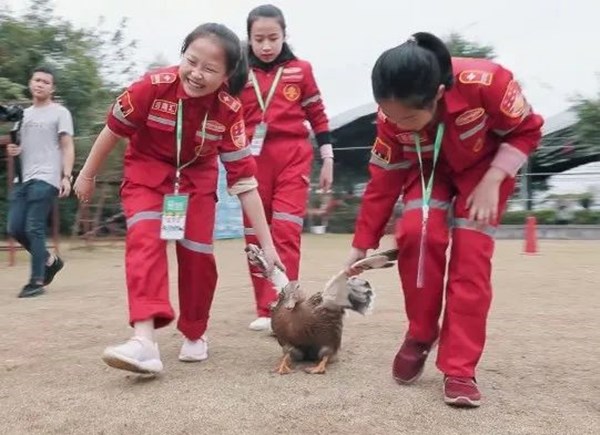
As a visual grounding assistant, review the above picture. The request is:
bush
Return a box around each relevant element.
[500,210,557,225]
[572,210,600,224]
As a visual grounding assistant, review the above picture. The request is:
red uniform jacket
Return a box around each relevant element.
[239,58,331,144]
[107,66,256,195]
[353,57,544,250]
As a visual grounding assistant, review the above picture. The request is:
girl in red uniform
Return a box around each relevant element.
[74,23,283,375]
[240,4,335,331]
[346,32,543,407]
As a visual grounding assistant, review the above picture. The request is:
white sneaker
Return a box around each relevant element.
[179,335,208,362]
[101,336,163,374]
[248,317,272,331]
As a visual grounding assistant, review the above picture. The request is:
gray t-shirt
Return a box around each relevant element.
[20,102,74,189]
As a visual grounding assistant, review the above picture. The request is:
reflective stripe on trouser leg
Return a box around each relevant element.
[174,189,218,341]
[271,211,304,281]
[396,200,451,344]
[436,222,495,378]
[124,210,174,329]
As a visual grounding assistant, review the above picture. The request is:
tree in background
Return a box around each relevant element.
[573,80,600,152]
[444,32,496,59]
[0,0,139,134]
[0,0,139,234]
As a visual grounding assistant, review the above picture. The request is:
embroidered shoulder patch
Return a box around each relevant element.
[218,91,241,112]
[230,120,246,149]
[371,137,392,163]
[458,70,493,86]
[115,91,134,117]
[150,72,177,85]
[500,80,527,118]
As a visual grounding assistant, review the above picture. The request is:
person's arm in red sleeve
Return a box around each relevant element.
[299,61,335,190]
[218,99,258,196]
[300,62,333,152]
[352,113,411,251]
[74,74,155,202]
[218,96,284,272]
[106,74,155,139]
[483,66,544,178]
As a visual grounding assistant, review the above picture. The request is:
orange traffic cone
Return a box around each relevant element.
[523,215,538,254]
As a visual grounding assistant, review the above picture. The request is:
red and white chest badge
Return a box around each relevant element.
[455,108,485,126]
[151,99,177,115]
[206,120,226,133]
[396,131,429,145]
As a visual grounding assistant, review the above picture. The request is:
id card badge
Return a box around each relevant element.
[160,193,189,240]
[250,122,268,156]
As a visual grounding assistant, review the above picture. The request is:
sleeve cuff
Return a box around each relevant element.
[106,117,134,138]
[227,176,258,196]
[352,231,379,250]
[319,144,334,160]
[315,131,332,147]
[491,143,528,178]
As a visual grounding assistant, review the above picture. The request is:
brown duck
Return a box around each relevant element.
[245,244,398,375]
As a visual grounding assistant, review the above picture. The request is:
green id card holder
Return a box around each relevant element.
[250,122,268,156]
[160,193,189,240]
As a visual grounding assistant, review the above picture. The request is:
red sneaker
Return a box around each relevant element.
[443,376,481,407]
[392,337,434,384]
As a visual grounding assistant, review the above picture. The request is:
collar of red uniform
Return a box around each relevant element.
[442,86,469,114]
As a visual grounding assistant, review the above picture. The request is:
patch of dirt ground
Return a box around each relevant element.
[1,235,598,434]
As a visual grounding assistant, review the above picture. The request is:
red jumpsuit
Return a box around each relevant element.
[107,66,257,340]
[239,57,331,317]
[353,58,544,377]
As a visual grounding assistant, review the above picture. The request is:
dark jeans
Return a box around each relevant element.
[7,179,58,283]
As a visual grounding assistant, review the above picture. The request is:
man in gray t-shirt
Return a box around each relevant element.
[6,66,75,298]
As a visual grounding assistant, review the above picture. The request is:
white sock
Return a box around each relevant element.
[133,319,155,342]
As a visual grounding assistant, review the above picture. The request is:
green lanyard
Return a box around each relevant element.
[175,99,208,194]
[413,123,445,223]
[249,67,284,117]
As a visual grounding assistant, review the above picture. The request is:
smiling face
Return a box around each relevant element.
[249,17,285,63]
[178,35,228,98]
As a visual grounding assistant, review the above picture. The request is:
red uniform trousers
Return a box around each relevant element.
[121,174,218,341]
[243,137,313,316]
[395,159,515,378]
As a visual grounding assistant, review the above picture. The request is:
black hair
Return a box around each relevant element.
[371,32,454,109]
[246,4,286,37]
[31,65,55,84]
[181,23,248,95]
